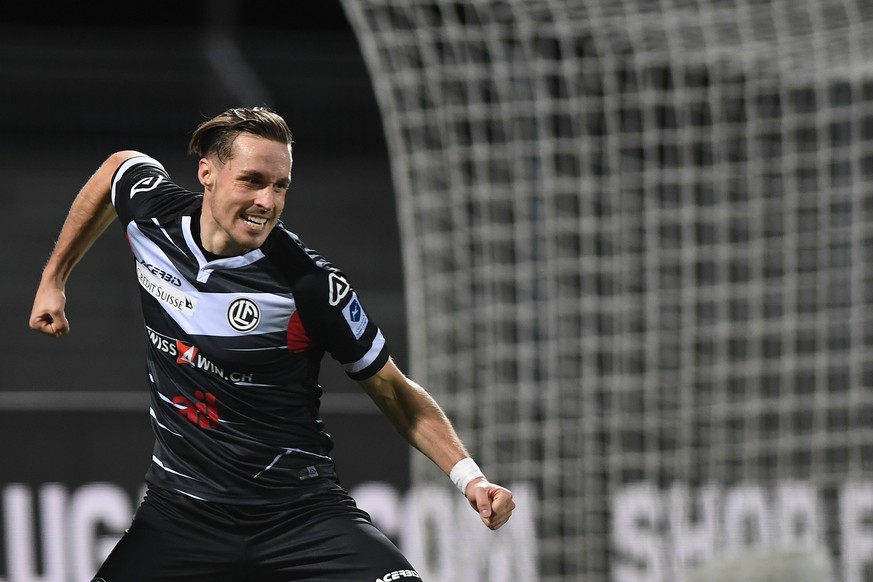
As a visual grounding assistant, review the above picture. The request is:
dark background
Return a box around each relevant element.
[0,1,411,493]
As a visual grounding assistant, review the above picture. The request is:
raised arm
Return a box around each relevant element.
[29,150,141,337]
[359,358,515,530]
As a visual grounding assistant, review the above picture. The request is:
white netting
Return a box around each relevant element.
[340,1,873,580]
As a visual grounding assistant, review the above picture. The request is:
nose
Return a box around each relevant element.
[254,187,276,211]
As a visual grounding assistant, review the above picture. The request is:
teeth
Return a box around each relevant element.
[243,215,268,226]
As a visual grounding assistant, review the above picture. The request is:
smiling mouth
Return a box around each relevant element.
[241,214,269,227]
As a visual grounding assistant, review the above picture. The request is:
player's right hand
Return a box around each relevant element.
[29,286,70,337]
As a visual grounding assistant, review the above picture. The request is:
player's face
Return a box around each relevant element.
[198,134,292,256]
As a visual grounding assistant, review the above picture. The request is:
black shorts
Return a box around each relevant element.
[92,486,421,582]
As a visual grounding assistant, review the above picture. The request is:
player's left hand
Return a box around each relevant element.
[465,479,515,530]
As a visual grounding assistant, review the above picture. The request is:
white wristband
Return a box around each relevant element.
[449,458,485,494]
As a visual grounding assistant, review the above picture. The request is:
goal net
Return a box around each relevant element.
[340,1,873,580]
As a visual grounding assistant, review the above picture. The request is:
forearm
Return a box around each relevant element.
[361,361,473,477]
[361,360,516,530]
[361,357,515,529]
[395,383,471,475]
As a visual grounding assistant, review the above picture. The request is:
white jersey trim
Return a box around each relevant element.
[110,154,165,206]
[342,330,386,374]
[180,216,266,283]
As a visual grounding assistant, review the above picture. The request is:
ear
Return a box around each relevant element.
[198,158,214,190]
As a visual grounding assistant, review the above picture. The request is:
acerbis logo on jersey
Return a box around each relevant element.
[130,175,163,199]
[227,297,261,332]
[375,570,420,581]
[136,261,197,316]
[139,259,182,287]
[328,272,350,306]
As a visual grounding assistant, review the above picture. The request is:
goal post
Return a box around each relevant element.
[340,1,873,580]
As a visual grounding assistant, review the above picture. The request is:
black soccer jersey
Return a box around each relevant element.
[110,155,390,504]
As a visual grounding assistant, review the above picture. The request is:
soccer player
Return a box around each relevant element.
[29,106,515,581]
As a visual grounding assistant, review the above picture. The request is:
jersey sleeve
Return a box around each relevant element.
[293,270,391,381]
[110,155,192,225]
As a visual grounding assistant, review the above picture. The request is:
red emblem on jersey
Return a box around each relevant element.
[173,390,219,429]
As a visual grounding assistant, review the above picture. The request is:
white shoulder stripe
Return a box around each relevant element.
[110,154,165,206]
